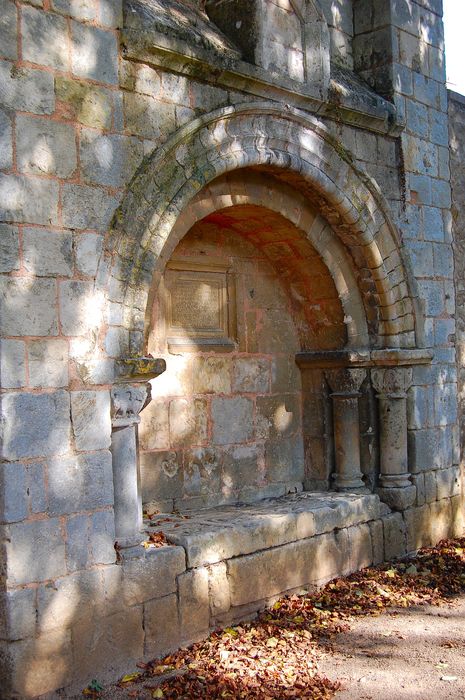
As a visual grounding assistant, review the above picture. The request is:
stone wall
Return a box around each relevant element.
[0,0,463,697]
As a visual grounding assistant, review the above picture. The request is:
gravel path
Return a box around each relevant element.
[318,597,465,699]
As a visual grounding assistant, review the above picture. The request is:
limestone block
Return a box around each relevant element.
[208,562,231,618]
[382,512,407,561]
[144,594,180,658]
[74,359,115,385]
[55,77,113,129]
[66,514,89,573]
[271,355,302,393]
[169,398,208,447]
[1,391,70,461]
[52,0,97,20]
[450,495,465,538]
[0,462,27,523]
[60,281,104,336]
[27,462,46,514]
[17,116,76,178]
[376,485,416,512]
[0,339,26,389]
[253,311,299,354]
[347,523,373,571]
[222,446,262,498]
[0,61,54,114]
[0,223,19,273]
[123,92,176,139]
[72,607,144,685]
[151,354,193,397]
[6,518,66,585]
[411,473,425,506]
[232,357,270,393]
[22,5,69,70]
[1,277,57,336]
[256,394,300,440]
[404,504,432,553]
[37,569,102,633]
[0,0,17,60]
[193,356,232,394]
[139,399,170,450]
[100,0,123,27]
[122,546,186,606]
[2,629,73,698]
[0,108,12,169]
[71,391,111,451]
[104,326,129,357]
[424,470,437,503]
[48,451,113,516]
[23,227,73,277]
[369,519,384,565]
[435,466,461,500]
[71,21,118,84]
[61,184,118,231]
[29,339,69,388]
[90,510,116,565]
[0,588,36,641]
[178,568,210,642]
[265,436,305,483]
[212,397,254,444]
[430,498,452,544]
[0,173,59,225]
[184,446,222,497]
[80,129,144,187]
[227,533,345,606]
[140,450,183,503]
[75,233,103,276]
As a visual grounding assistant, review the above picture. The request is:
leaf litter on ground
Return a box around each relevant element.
[84,537,465,699]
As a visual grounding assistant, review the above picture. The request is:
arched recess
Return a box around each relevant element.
[100,102,422,357]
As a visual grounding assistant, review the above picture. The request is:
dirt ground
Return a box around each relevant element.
[318,597,465,700]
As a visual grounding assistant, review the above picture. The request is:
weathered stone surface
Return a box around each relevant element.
[80,129,144,187]
[123,92,175,139]
[122,546,185,606]
[22,5,69,70]
[140,450,183,503]
[429,498,453,543]
[376,485,416,511]
[222,444,261,493]
[1,391,70,461]
[178,568,210,642]
[6,518,66,584]
[139,399,170,450]
[1,277,57,336]
[61,184,118,231]
[37,569,102,633]
[0,61,54,114]
[369,519,384,565]
[435,466,461,499]
[2,629,73,698]
[183,446,222,499]
[71,391,111,451]
[90,510,116,565]
[0,339,26,389]
[169,398,208,446]
[0,223,19,273]
[347,523,373,572]
[0,0,17,60]
[75,233,103,276]
[17,116,77,178]
[23,228,73,277]
[0,173,59,225]
[48,451,114,516]
[55,77,113,129]
[212,397,254,444]
[0,462,27,524]
[0,588,36,640]
[144,594,180,657]
[256,394,300,440]
[71,21,118,84]
[232,358,270,393]
[0,109,13,169]
[29,339,69,388]
[208,561,231,617]
[382,512,407,561]
[52,0,97,20]
[193,357,232,394]
[265,437,305,483]
[60,281,104,336]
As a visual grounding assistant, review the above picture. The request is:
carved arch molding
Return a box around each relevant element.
[100,102,423,354]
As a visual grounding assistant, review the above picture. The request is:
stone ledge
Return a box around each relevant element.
[149,491,381,568]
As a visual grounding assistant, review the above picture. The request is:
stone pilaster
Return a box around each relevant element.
[325,368,366,491]
[111,382,152,551]
[371,367,416,510]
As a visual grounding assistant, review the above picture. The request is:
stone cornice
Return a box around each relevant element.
[295,348,433,369]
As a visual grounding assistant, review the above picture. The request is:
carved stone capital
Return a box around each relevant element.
[111,382,152,428]
[371,367,413,398]
[325,367,366,396]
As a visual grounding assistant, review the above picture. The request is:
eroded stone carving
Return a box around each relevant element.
[111,383,151,427]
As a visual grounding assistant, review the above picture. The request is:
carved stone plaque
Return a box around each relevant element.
[163,259,236,350]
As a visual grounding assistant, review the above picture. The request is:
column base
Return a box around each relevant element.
[376,485,416,511]
[333,473,366,491]
[379,473,412,489]
[115,532,146,559]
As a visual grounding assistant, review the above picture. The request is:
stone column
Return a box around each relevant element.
[371,367,416,510]
[110,381,151,551]
[325,368,366,491]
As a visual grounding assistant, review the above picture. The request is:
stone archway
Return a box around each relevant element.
[102,103,430,549]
